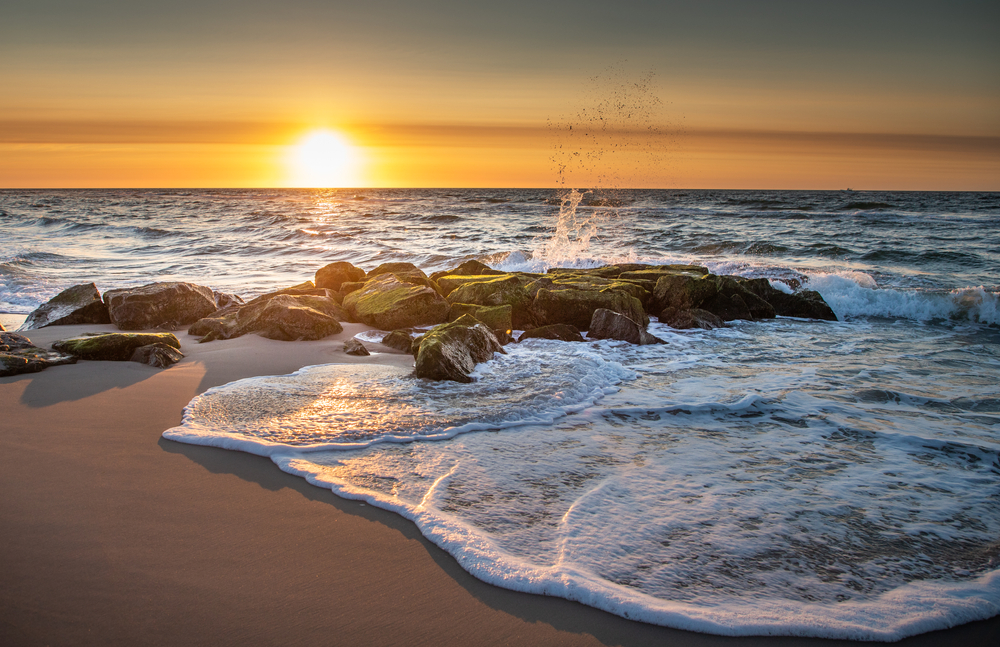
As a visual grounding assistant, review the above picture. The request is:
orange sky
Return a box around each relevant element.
[2,1,998,190]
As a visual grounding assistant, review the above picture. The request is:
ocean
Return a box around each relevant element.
[2,188,999,639]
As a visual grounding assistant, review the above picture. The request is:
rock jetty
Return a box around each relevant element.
[10,259,837,382]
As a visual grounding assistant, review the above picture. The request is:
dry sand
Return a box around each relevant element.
[1,323,998,646]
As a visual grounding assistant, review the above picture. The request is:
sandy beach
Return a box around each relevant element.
[2,323,998,647]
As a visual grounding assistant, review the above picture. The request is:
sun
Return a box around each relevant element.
[287,129,362,188]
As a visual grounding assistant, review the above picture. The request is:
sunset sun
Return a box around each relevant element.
[288,129,362,188]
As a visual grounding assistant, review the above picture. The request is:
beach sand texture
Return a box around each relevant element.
[2,324,999,646]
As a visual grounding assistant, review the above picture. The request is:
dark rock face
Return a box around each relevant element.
[736,278,838,321]
[21,283,111,330]
[343,273,449,330]
[652,274,775,322]
[103,282,218,330]
[380,330,415,352]
[315,262,366,291]
[130,343,184,368]
[344,338,370,356]
[414,314,505,383]
[53,332,181,361]
[587,309,666,345]
[532,288,647,330]
[0,332,77,376]
[517,324,585,343]
[447,303,513,333]
[659,307,725,330]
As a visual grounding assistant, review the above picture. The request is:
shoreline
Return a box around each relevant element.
[2,324,999,646]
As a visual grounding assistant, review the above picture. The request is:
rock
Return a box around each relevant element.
[652,274,775,322]
[380,330,414,352]
[532,288,647,330]
[344,338,370,356]
[129,343,184,368]
[52,332,181,361]
[21,283,111,330]
[659,307,725,330]
[587,309,666,345]
[212,291,245,310]
[430,259,504,282]
[547,263,654,279]
[315,261,366,291]
[447,303,513,333]
[0,322,4,332]
[367,262,425,280]
[414,314,505,383]
[242,282,330,307]
[736,278,838,321]
[445,275,534,329]
[517,324,585,343]
[343,273,449,330]
[0,332,77,376]
[231,295,343,341]
[103,282,218,330]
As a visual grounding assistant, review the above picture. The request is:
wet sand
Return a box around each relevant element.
[1,324,998,646]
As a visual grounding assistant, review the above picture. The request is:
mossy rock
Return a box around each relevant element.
[414,314,505,383]
[448,303,513,332]
[233,295,343,341]
[517,324,584,343]
[430,259,504,282]
[546,264,654,279]
[0,332,78,376]
[531,288,647,330]
[52,332,181,361]
[367,262,426,280]
[445,275,534,329]
[343,273,449,330]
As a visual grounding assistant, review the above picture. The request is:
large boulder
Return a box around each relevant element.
[343,273,449,330]
[21,283,111,330]
[652,274,775,322]
[52,332,181,361]
[315,262,366,291]
[531,288,647,330]
[445,275,534,329]
[414,314,505,383]
[103,282,218,330]
[0,332,77,376]
[736,278,838,321]
[447,303,513,333]
[587,309,666,345]
[230,295,343,341]
[517,324,585,343]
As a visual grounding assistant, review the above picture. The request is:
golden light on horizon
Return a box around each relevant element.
[287,129,363,188]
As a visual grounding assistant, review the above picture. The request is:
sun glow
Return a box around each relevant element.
[287,129,363,188]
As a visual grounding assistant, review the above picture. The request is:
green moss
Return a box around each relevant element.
[52,332,181,361]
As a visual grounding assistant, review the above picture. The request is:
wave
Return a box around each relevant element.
[838,201,895,211]
[810,272,999,325]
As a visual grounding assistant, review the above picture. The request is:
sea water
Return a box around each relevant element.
[2,188,998,639]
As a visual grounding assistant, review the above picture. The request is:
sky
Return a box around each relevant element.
[1,0,998,189]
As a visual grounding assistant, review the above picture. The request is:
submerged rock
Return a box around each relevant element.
[130,342,184,368]
[52,332,181,362]
[414,314,505,383]
[104,282,218,330]
[21,283,111,330]
[587,308,666,345]
[517,324,585,343]
[380,330,415,352]
[343,273,449,330]
[0,332,77,376]
[344,338,370,356]
[315,261,366,292]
